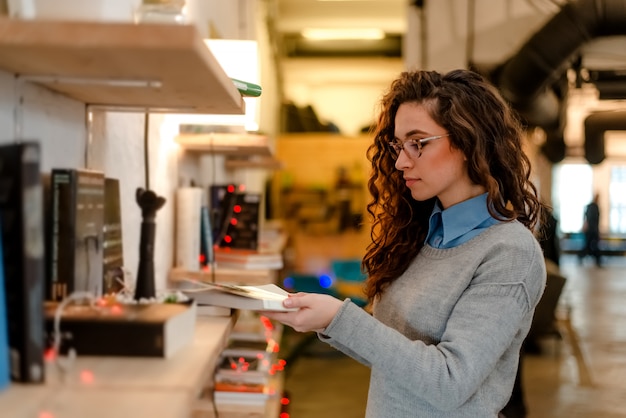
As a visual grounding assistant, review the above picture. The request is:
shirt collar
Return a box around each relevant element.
[430,193,494,246]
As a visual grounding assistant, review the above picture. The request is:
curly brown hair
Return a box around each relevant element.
[362,69,546,302]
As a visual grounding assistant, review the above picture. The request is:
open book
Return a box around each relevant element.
[178,280,296,312]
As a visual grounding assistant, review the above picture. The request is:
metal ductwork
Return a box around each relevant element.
[492,0,626,163]
[584,110,626,164]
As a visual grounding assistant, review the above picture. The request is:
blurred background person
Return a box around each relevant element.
[580,193,601,267]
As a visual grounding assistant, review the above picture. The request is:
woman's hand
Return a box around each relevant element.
[264,292,343,333]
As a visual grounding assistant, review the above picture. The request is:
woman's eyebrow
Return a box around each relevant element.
[395,129,429,140]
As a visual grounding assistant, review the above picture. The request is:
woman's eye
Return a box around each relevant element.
[408,141,421,150]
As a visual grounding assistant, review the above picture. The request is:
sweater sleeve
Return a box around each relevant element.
[320,233,546,411]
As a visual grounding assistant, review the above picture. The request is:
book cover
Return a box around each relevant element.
[209,184,238,245]
[0,220,10,390]
[44,301,196,358]
[102,177,124,295]
[179,281,295,312]
[0,142,45,383]
[199,205,214,267]
[49,168,105,301]
[221,192,261,250]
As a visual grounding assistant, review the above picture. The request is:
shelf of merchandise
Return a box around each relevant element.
[208,314,286,418]
[207,373,285,418]
[169,224,289,287]
[0,18,245,114]
[0,17,259,418]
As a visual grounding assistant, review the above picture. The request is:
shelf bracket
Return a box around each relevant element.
[16,75,163,89]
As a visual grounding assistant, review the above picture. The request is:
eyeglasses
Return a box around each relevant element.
[387,133,449,160]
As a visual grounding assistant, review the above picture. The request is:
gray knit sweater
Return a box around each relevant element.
[322,221,546,417]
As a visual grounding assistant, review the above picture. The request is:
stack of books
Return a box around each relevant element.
[214,247,284,270]
[214,320,284,407]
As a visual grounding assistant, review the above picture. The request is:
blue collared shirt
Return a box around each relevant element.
[426,193,501,249]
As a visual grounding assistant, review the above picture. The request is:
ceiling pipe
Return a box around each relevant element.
[490,0,626,163]
[495,0,626,127]
[584,110,626,164]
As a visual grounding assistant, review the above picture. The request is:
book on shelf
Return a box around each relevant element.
[214,248,283,270]
[49,168,105,301]
[178,281,296,312]
[0,217,10,390]
[0,142,45,383]
[175,187,203,271]
[210,185,261,250]
[222,336,278,359]
[199,205,214,266]
[221,192,261,250]
[209,184,238,246]
[102,177,124,295]
[215,353,271,384]
[214,379,267,394]
[214,380,274,406]
[44,300,197,358]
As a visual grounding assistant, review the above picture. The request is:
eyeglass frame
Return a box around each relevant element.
[387,133,450,160]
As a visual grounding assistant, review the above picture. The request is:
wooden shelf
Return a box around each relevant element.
[225,156,283,170]
[0,18,245,114]
[176,133,271,156]
[0,316,236,417]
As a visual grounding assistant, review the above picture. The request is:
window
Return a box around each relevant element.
[553,164,593,234]
[609,166,626,234]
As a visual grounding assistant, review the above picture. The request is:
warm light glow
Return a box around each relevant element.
[162,40,260,132]
[80,369,95,384]
[301,28,385,41]
[44,348,56,362]
[110,305,123,315]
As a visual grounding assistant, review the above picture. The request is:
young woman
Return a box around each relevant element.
[266,69,547,417]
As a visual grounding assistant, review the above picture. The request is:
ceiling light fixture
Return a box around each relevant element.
[301,28,386,41]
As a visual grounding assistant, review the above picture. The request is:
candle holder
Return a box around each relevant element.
[134,188,166,300]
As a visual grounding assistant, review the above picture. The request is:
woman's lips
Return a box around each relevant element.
[404,177,417,187]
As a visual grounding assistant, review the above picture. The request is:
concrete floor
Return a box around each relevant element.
[280,252,626,417]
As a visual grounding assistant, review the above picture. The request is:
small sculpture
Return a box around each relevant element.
[134,188,166,300]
